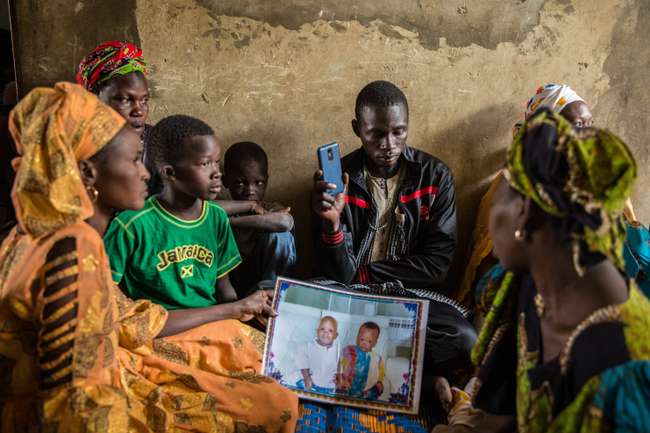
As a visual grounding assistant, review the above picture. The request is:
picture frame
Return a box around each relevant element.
[262,277,429,414]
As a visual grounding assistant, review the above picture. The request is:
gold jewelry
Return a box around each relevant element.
[534,293,545,317]
[87,186,99,202]
[515,229,526,241]
[559,304,622,374]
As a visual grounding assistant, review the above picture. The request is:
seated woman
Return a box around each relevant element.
[76,40,163,193]
[0,82,297,432]
[434,108,650,432]
[76,41,149,139]
[458,83,639,315]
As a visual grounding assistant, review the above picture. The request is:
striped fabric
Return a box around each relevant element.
[39,236,79,391]
[298,403,435,433]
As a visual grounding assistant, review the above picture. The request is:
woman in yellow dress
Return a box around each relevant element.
[0,82,298,433]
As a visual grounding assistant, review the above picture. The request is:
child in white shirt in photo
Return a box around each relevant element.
[295,316,340,394]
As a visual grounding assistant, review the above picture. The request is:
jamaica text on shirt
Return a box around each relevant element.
[156,244,214,271]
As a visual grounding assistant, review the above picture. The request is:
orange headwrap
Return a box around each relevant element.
[9,82,126,237]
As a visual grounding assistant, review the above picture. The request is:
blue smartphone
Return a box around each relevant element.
[317,142,344,196]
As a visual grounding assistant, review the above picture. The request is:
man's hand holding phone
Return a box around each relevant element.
[312,170,349,232]
[313,142,349,233]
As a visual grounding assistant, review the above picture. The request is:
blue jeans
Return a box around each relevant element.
[231,231,297,297]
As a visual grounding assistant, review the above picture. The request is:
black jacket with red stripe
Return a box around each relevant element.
[315,146,457,292]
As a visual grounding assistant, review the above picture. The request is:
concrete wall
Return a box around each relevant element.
[1,2,10,30]
[12,0,650,287]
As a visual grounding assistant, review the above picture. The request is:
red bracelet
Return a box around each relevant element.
[322,230,344,245]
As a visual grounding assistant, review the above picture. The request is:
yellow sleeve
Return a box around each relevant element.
[32,230,130,432]
[115,288,168,349]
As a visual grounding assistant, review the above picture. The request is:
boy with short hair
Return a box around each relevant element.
[222,141,296,297]
[294,316,340,393]
[336,321,385,399]
[104,115,273,318]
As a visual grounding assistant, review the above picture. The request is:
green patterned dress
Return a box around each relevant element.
[471,272,650,433]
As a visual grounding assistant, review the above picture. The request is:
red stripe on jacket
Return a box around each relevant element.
[357,266,370,284]
[400,186,439,203]
[345,195,369,209]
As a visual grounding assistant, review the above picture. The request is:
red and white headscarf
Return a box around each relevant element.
[525,83,585,119]
[512,83,586,136]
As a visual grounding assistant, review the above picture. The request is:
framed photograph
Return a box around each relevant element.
[262,277,429,414]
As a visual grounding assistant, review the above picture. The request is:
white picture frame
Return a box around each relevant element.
[262,277,429,414]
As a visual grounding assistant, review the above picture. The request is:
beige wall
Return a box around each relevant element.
[13,0,650,286]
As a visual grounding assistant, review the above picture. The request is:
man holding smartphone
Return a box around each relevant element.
[311,80,476,384]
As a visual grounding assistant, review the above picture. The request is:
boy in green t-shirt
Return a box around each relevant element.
[104,115,252,311]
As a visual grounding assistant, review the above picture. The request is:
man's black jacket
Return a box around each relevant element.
[314,146,457,292]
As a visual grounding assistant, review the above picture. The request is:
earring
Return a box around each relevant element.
[534,293,545,318]
[514,229,527,241]
[87,186,99,202]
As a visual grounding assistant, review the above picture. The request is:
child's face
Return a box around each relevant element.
[356,327,379,352]
[316,319,338,346]
[167,135,222,200]
[224,160,268,202]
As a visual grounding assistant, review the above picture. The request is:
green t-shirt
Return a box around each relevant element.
[104,197,241,310]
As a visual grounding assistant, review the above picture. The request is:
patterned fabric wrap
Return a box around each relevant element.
[76,41,147,92]
[0,222,298,432]
[592,361,650,432]
[504,108,637,274]
[8,82,125,238]
[623,221,650,298]
[298,403,435,433]
[525,83,585,120]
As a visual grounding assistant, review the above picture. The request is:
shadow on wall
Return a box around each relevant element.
[596,0,650,224]
[422,104,513,295]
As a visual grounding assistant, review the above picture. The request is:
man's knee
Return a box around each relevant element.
[425,301,477,379]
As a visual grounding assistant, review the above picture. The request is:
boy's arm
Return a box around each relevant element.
[374,356,385,394]
[336,347,353,390]
[229,211,294,232]
[300,369,313,389]
[215,199,260,216]
[214,204,243,302]
[215,274,238,303]
[158,290,276,337]
[294,344,312,385]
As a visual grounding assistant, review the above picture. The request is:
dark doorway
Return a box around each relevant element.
[0,0,17,235]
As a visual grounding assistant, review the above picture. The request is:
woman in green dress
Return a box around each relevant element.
[435,108,650,433]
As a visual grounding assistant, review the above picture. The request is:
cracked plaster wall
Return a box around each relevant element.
[13,0,650,287]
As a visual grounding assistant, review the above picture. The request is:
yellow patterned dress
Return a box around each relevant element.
[0,221,298,433]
